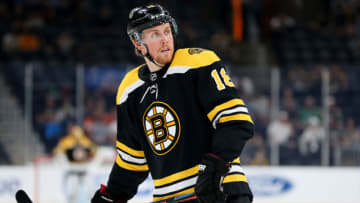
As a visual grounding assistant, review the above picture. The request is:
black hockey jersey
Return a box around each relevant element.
[107,48,254,202]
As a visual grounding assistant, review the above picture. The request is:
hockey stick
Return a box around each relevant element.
[15,190,32,203]
[15,189,197,203]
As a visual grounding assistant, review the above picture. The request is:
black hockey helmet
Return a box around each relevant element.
[127,4,178,42]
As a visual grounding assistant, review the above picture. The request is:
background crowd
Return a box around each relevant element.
[0,0,360,166]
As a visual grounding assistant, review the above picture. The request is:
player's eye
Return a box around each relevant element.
[164,29,170,35]
[151,31,160,38]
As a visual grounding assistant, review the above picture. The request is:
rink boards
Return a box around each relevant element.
[0,165,359,203]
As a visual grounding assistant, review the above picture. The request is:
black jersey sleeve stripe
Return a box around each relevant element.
[227,172,245,176]
[218,113,253,124]
[154,174,198,189]
[153,165,199,187]
[207,98,245,121]
[116,154,149,171]
[116,141,145,158]
[116,149,147,165]
[152,187,195,202]
[153,185,195,197]
[223,173,248,184]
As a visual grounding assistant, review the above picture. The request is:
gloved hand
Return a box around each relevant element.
[195,153,230,203]
[226,195,251,203]
[91,184,126,203]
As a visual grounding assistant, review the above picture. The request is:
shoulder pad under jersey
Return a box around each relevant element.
[116,65,145,105]
[165,48,220,76]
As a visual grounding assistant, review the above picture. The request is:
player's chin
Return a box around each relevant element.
[157,54,172,65]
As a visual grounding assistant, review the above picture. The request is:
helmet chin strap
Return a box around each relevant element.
[140,43,164,68]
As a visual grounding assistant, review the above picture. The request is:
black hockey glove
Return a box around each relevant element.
[195,153,230,203]
[226,195,251,203]
[91,184,126,203]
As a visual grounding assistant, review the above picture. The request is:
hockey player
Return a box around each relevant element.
[92,3,254,203]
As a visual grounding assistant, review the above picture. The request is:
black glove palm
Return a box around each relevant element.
[195,154,230,203]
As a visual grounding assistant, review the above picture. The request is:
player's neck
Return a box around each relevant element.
[145,57,164,72]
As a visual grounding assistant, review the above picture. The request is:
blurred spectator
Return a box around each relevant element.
[36,94,64,153]
[350,130,360,149]
[279,135,301,165]
[267,111,294,146]
[251,93,270,119]
[239,76,255,98]
[250,149,269,165]
[242,134,267,165]
[84,98,114,146]
[17,27,41,53]
[339,117,360,165]
[269,12,296,32]
[53,124,97,163]
[342,117,360,150]
[210,29,232,57]
[43,112,63,153]
[24,12,45,30]
[328,96,344,130]
[56,31,75,56]
[343,118,358,146]
[298,116,325,157]
[298,95,321,125]
[250,93,270,138]
[286,65,309,95]
[2,31,18,53]
[233,75,255,100]
[106,108,118,145]
[329,64,349,94]
[55,96,75,123]
[281,87,298,120]
[0,141,12,165]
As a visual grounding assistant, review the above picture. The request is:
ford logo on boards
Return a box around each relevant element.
[248,175,292,196]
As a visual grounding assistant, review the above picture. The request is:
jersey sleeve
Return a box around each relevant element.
[222,157,253,201]
[106,78,149,200]
[196,55,254,162]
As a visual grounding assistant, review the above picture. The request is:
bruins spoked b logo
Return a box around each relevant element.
[143,101,181,155]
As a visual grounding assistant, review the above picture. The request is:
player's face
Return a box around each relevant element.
[141,23,174,65]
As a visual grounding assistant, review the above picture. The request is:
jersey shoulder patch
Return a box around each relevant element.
[169,48,220,69]
[116,65,145,105]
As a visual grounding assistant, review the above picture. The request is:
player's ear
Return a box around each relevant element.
[130,38,139,48]
[131,38,143,51]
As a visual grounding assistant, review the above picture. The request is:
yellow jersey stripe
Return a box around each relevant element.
[116,141,145,157]
[169,48,220,69]
[116,65,144,105]
[223,174,248,184]
[152,187,195,202]
[116,155,148,171]
[207,99,245,121]
[153,165,199,187]
[232,157,240,163]
[218,113,254,124]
